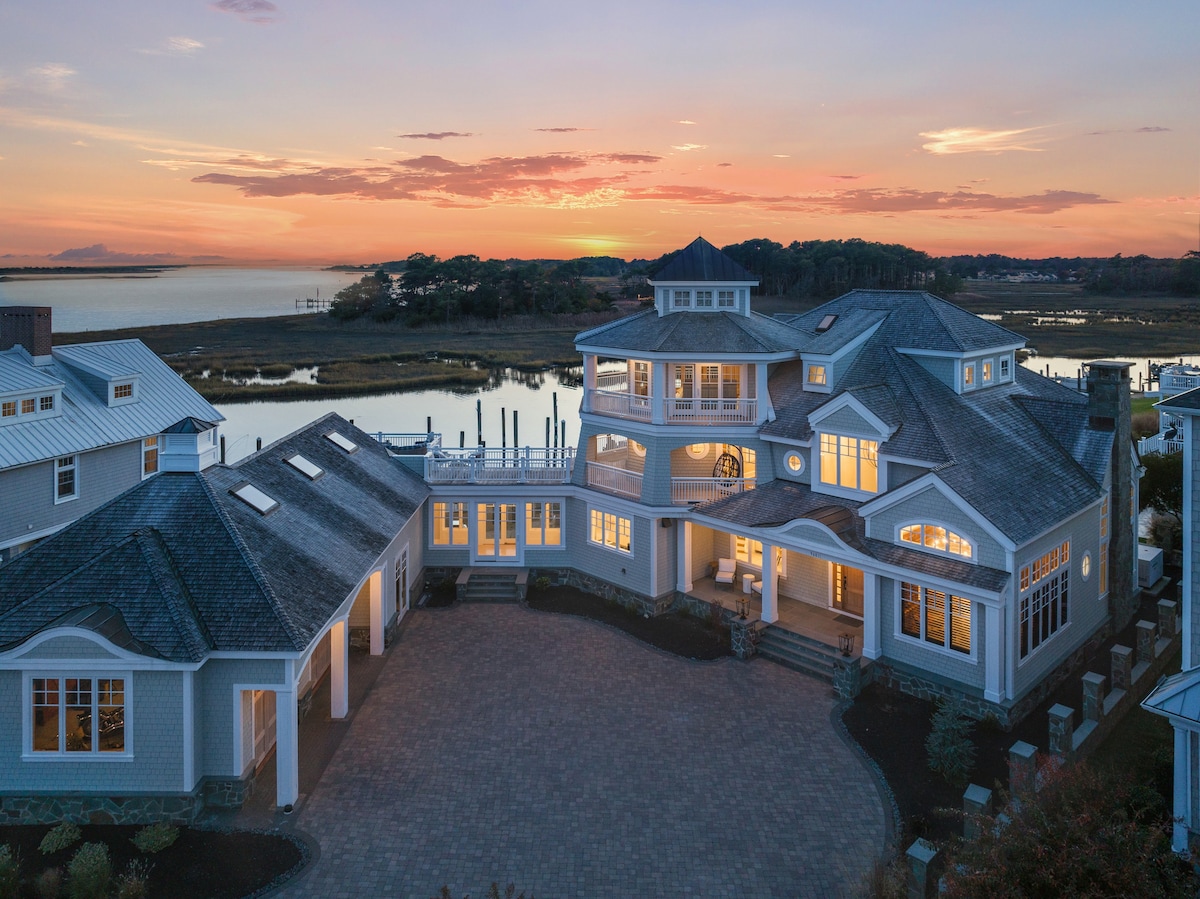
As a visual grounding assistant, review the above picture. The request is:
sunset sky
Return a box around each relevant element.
[1,1,1196,265]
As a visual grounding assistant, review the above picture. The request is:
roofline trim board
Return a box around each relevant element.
[895,342,1026,360]
[808,392,898,439]
[0,626,200,670]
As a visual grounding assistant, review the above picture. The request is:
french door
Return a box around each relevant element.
[473,502,519,563]
[833,563,865,618]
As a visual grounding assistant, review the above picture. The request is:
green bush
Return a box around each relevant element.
[66,843,111,899]
[115,859,153,899]
[926,700,976,786]
[39,822,81,855]
[34,867,62,899]
[131,821,179,854]
[0,845,19,899]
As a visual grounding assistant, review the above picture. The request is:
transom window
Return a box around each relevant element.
[31,676,127,754]
[1019,540,1071,659]
[589,508,631,554]
[695,290,714,307]
[55,455,78,502]
[526,502,562,546]
[901,583,971,654]
[899,524,972,559]
[433,501,469,545]
[819,434,878,493]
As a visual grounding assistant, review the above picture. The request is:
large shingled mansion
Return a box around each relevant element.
[0,238,1140,821]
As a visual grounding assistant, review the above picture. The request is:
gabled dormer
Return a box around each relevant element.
[52,345,142,407]
[799,310,888,394]
[0,347,65,426]
[807,391,900,499]
[649,237,758,317]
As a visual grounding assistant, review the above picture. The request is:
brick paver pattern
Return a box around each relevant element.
[283,604,887,898]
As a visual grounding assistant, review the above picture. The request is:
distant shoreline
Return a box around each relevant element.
[0,265,185,282]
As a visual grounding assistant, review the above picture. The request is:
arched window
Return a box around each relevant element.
[899,523,973,560]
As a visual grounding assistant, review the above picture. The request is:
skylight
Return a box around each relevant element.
[324,431,357,453]
[816,313,838,333]
[231,483,279,514]
[285,453,323,479]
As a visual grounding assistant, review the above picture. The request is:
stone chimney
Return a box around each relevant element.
[1086,360,1136,627]
[0,306,53,363]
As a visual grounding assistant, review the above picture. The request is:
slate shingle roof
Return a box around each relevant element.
[0,414,429,661]
[651,236,757,283]
[1158,385,1200,412]
[576,309,806,355]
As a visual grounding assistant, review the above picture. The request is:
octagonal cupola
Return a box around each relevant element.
[649,236,759,317]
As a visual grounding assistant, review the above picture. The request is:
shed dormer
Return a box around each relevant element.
[649,236,758,317]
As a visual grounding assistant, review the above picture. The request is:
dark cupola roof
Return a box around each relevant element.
[650,236,757,283]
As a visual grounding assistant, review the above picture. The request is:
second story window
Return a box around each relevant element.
[963,364,975,390]
[695,290,713,307]
[819,434,878,493]
[807,365,827,386]
[633,362,649,397]
[673,290,691,308]
[142,437,159,478]
[56,455,78,503]
[982,361,993,383]
[1000,357,1011,380]
[718,290,735,307]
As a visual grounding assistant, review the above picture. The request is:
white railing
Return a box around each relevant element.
[374,431,441,453]
[589,389,652,420]
[425,447,574,484]
[586,461,643,499]
[1138,434,1183,456]
[670,477,755,505]
[664,397,757,424]
[596,370,630,391]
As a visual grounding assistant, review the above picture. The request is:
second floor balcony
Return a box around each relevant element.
[425,446,574,485]
[588,389,758,425]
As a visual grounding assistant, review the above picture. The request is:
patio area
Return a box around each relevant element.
[686,576,865,659]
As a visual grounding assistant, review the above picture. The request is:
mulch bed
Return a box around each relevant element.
[526,585,731,660]
[0,824,305,899]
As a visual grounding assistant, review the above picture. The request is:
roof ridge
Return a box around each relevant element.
[885,348,956,464]
[196,472,308,650]
[921,292,1026,350]
[652,311,688,351]
[576,308,652,343]
[133,527,214,658]
[1011,394,1104,491]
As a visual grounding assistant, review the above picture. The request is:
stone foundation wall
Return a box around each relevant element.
[0,793,201,825]
[530,567,673,618]
[871,661,1009,727]
[203,772,255,809]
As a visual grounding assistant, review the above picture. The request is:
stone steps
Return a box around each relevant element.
[756,626,838,683]
[461,571,521,603]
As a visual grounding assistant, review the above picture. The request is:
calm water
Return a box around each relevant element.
[0,267,358,332]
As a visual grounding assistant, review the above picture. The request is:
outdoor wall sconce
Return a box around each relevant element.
[839,633,855,657]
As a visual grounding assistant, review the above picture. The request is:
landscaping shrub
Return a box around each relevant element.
[39,822,81,855]
[34,867,62,899]
[66,843,111,899]
[926,700,976,786]
[115,859,153,899]
[131,821,178,854]
[0,845,19,899]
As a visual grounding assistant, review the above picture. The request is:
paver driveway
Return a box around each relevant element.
[282,604,888,898]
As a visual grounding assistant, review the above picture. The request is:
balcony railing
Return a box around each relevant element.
[425,447,574,484]
[1138,434,1183,456]
[586,461,643,499]
[590,389,652,420]
[373,431,442,455]
[586,390,758,425]
[596,370,630,391]
[670,477,755,505]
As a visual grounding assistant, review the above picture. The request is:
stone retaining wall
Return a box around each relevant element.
[1,793,201,825]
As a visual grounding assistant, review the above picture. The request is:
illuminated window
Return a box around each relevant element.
[142,437,159,477]
[21,398,35,414]
[1081,552,1092,580]
[982,361,993,383]
[589,508,631,554]
[31,676,126,754]
[113,383,133,400]
[695,290,713,307]
[433,501,469,545]
[632,362,649,397]
[1099,543,1108,595]
[1018,541,1071,659]
[526,502,562,546]
[900,583,971,654]
[807,365,827,386]
[55,455,78,502]
[686,443,709,460]
[785,452,804,474]
[1100,495,1109,538]
[718,290,735,307]
[963,364,975,389]
[735,536,763,568]
[899,524,973,559]
[1,401,14,418]
[819,434,878,493]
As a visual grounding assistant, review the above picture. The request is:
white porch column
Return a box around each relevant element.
[985,603,1003,702]
[755,364,773,423]
[369,570,384,656]
[677,520,693,592]
[862,574,881,659]
[652,362,668,425]
[582,354,597,414]
[275,688,299,808]
[1173,726,1192,853]
[761,542,779,624]
[330,619,349,719]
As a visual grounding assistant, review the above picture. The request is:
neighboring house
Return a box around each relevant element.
[0,240,1146,820]
[1141,386,1200,853]
[0,414,428,820]
[0,306,223,566]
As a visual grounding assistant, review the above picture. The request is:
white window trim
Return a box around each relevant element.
[142,436,160,480]
[54,454,79,504]
[999,356,1012,381]
[804,362,831,393]
[430,499,470,548]
[894,583,978,662]
[588,505,632,556]
[962,362,976,391]
[981,358,994,384]
[784,450,805,476]
[895,520,976,564]
[815,433,881,498]
[1016,548,1071,664]
[525,500,566,550]
[23,670,134,761]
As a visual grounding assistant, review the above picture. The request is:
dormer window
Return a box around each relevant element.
[982,361,993,384]
[1000,357,1011,380]
[40,395,54,411]
[819,434,878,493]
[899,523,973,560]
[807,365,827,387]
[718,290,735,307]
[114,383,133,400]
[695,290,713,308]
[109,379,139,406]
[963,364,975,390]
[673,290,691,308]
[2,401,15,418]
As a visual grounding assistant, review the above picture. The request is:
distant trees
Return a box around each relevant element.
[1083,252,1200,297]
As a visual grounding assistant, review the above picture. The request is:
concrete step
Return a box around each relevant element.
[756,626,837,683]
[462,572,520,603]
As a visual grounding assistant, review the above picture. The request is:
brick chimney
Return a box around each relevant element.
[1085,360,1136,627]
[0,306,53,363]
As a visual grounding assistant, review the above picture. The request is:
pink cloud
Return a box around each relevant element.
[211,0,279,24]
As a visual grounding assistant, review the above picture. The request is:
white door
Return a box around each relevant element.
[473,502,520,563]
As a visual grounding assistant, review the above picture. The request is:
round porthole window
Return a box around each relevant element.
[1081,551,1092,580]
[630,440,646,457]
[686,443,709,460]
[785,451,805,475]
